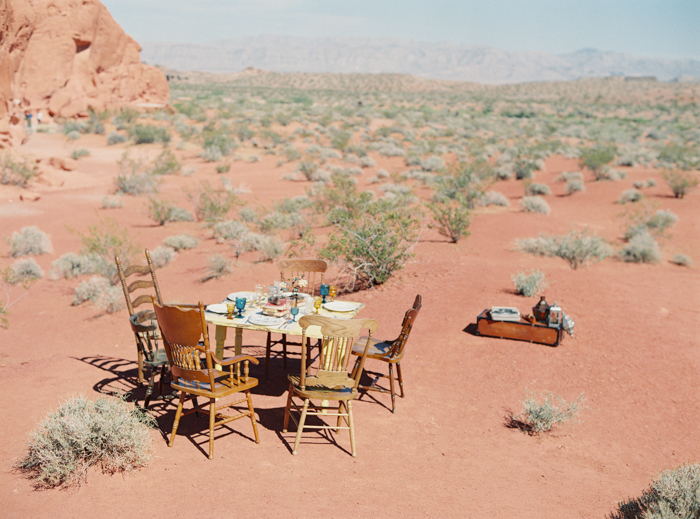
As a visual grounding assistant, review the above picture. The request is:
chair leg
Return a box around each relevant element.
[144,367,156,409]
[347,399,356,457]
[336,401,345,433]
[282,334,288,368]
[157,365,166,399]
[396,362,405,398]
[351,357,361,379]
[282,383,293,433]
[208,399,216,460]
[388,364,396,413]
[246,390,259,443]
[293,398,309,455]
[137,346,144,384]
[265,332,272,379]
[169,393,185,447]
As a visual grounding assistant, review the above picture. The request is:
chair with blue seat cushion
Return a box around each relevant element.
[152,298,260,460]
[282,314,378,457]
[351,294,421,413]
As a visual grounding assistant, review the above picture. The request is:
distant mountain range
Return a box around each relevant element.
[140,36,700,85]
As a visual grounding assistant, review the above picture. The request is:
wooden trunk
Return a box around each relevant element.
[476,309,564,347]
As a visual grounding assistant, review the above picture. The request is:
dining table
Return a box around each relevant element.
[204,292,365,360]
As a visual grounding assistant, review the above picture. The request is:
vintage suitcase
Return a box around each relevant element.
[476,309,564,347]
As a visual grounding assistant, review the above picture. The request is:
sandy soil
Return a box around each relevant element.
[0,130,698,518]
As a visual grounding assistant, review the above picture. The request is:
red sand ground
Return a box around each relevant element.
[1,131,698,518]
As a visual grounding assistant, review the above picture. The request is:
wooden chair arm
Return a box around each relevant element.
[214,354,260,366]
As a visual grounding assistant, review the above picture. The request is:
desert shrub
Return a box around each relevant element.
[7,226,53,257]
[556,171,584,182]
[73,275,116,307]
[202,128,237,156]
[203,254,231,281]
[376,169,389,179]
[330,129,352,151]
[113,106,139,125]
[526,183,551,196]
[149,148,181,176]
[149,246,176,269]
[359,155,376,168]
[107,132,127,145]
[11,257,44,283]
[420,155,445,172]
[514,157,539,180]
[646,210,678,234]
[76,218,140,283]
[618,188,643,204]
[646,178,657,187]
[62,120,89,135]
[481,191,510,207]
[298,161,318,180]
[163,234,198,251]
[618,231,661,264]
[657,143,699,170]
[1,154,38,187]
[101,196,123,209]
[516,229,613,269]
[129,124,170,145]
[1,265,39,328]
[50,253,97,280]
[511,269,548,297]
[610,463,700,519]
[215,163,231,173]
[509,392,584,435]
[671,254,692,267]
[70,148,90,160]
[212,220,249,260]
[520,196,551,215]
[579,144,617,180]
[200,146,223,162]
[428,195,471,243]
[283,144,301,162]
[15,394,155,489]
[495,166,514,180]
[662,169,699,199]
[432,161,495,210]
[114,172,158,196]
[597,166,626,181]
[242,233,284,262]
[566,179,585,195]
[187,181,241,223]
[145,198,193,225]
[66,130,81,140]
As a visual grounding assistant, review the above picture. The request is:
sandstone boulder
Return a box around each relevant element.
[0,0,170,147]
[48,156,77,171]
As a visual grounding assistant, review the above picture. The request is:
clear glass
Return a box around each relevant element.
[255,284,265,305]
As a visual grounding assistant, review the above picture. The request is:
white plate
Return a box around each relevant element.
[323,301,357,312]
[206,303,230,314]
[227,291,257,302]
[248,313,285,327]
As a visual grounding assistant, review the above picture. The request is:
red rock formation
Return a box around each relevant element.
[0,0,170,147]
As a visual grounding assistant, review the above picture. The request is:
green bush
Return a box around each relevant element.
[516,229,613,269]
[511,269,548,297]
[7,226,53,257]
[149,148,181,175]
[187,181,242,223]
[70,148,90,160]
[509,392,584,435]
[481,191,510,207]
[565,178,585,195]
[215,163,231,173]
[526,183,551,196]
[579,144,617,180]
[662,169,699,198]
[520,196,551,215]
[50,253,97,280]
[163,234,198,251]
[243,233,284,262]
[618,231,661,264]
[618,188,643,204]
[107,132,127,145]
[202,128,237,156]
[203,254,231,281]
[146,198,193,225]
[212,220,249,260]
[129,124,170,145]
[610,463,700,519]
[102,195,123,209]
[76,218,140,283]
[15,394,155,488]
[114,154,159,195]
[11,257,44,283]
[1,265,39,328]
[428,195,471,243]
[671,253,692,267]
[1,154,37,187]
[149,246,176,269]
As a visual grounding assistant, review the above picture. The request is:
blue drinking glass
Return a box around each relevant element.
[290,306,299,322]
[235,297,246,318]
[320,283,330,304]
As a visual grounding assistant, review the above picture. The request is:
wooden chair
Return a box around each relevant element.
[283,314,378,457]
[265,259,328,378]
[152,299,260,460]
[115,249,168,408]
[351,294,422,413]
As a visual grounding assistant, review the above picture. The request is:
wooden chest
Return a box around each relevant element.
[476,309,564,347]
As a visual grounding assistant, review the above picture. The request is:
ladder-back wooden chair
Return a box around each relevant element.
[351,294,422,413]
[283,314,378,457]
[265,259,328,378]
[153,299,260,460]
[116,249,168,408]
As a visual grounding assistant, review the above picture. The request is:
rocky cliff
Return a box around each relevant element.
[0,0,169,147]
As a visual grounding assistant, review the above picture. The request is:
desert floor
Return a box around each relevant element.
[0,128,698,518]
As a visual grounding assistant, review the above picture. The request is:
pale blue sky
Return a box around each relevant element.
[101,0,699,59]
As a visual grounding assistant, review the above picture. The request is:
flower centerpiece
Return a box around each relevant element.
[290,276,308,306]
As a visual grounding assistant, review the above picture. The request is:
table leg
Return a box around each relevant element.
[235,327,243,356]
[215,325,227,370]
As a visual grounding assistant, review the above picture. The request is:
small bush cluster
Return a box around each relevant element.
[579,144,617,180]
[1,154,38,187]
[511,269,548,297]
[565,178,585,195]
[70,148,90,160]
[11,258,44,283]
[243,233,284,262]
[509,392,585,435]
[618,188,643,204]
[671,253,692,267]
[618,231,661,264]
[50,253,97,280]
[516,229,613,269]
[662,169,699,198]
[149,246,176,269]
[163,234,198,251]
[610,463,700,519]
[146,198,193,225]
[203,254,231,281]
[107,132,127,145]
[7,226,53,257]
[149,149,181,176]
[480,191,510,207]
[73,276,123,312]
[526,183,551,196]
[101,196,123,209]
[187,181,241,223]
[129,124,170,145]
[15,394,155,488]
[520,196,551,215]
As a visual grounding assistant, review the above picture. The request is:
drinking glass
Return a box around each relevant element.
[314,297,322,314]
[255,284,265,305]
[329,285,337,301]
[235,297,246,318]
[320,284,330,303]
[305,296,315,314]
[290,306,299,322]
[226,302,235,320]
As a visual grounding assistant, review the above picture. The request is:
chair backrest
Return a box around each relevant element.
[116,249,163,316]
[277,259,327,296]
[298,315,378,390]
[389,294,422,359]
[152,299,216,389]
